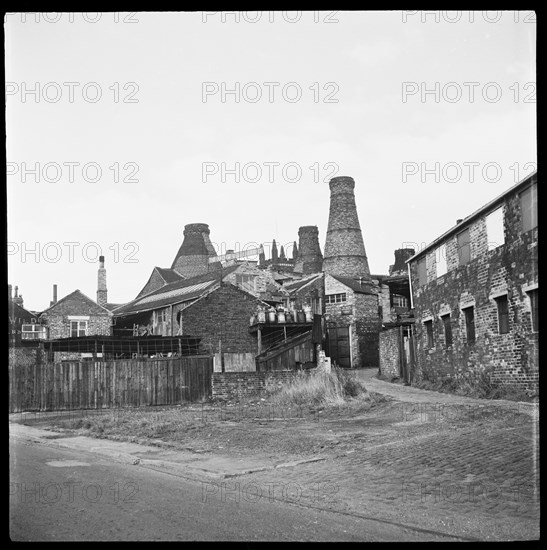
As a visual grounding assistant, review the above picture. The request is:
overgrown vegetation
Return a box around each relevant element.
[271,367,370,408]
[414,368,536,402]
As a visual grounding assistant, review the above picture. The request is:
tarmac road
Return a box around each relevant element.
[9,426,464,542]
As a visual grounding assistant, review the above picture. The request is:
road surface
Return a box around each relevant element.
[9,428,463,542]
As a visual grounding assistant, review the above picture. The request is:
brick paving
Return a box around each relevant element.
[221,371,539,541]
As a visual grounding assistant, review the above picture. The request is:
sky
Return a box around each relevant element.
[6,10,536,312]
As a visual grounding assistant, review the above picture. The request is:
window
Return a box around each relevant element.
[520,183,537,233]
[424,320,434,348]
[495,295,510,334]
[435,244,448,277]
[457,229,471,265]
[392,294,409,308]
[325,293,347,304]
[70,320,87,338]
[441,314,453,347]
[486,207,505,251]
[463,306,475,344]
[155,310,167,324]
[527,289,538,332]
[417,257,427,287]
[21,324,47,340]
[235,274,257,292]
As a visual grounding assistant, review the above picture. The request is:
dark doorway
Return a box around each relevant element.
[327,326,351,368]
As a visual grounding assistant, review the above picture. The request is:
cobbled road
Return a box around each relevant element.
[223,368,539,541]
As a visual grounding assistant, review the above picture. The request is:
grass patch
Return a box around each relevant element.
[414,372,535,402]
[271,367,369,408]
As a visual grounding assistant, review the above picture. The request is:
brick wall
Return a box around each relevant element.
[212,370,301,401]
[179,284,262,355]
[379,328,400,378]
[409,177,538,393]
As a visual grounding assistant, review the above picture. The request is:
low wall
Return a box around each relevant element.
[212,370,301,401]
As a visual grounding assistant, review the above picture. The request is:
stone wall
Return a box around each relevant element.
[43,292,112,339]
[325,274,380,367]
[212,370,301,401]
[409,177,538,393]
[379,328,400,378]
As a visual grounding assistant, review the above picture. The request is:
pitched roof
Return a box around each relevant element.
[330,275,377,295]
[156,267,184,283]
[8,301,36,322]
[114,265,240,316]
[40,289,113,316]
[284,273,323,294]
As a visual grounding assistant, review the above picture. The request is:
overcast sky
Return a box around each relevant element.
[6,10,536,311]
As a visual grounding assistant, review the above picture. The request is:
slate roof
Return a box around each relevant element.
[114,265,240,316]
[156,267,184,283]
[40,289,113,316]
[8,301,36,322]
[330,275,377,295]
[284,273,323,294]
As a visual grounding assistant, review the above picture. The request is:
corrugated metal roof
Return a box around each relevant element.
[135,280,215,306]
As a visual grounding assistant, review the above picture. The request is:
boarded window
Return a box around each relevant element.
[495,295,510,334]
[417,257,427,287]
[457,229,471,265]
[520,183,538,233]
[441,314,452,347]
[424,320,434,348]
[435,244,448,277]
[527,289,538,332]
[463,306,475,344]
[486,207,505,251]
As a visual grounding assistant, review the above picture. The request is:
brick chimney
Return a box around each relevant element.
[50,284,58,307]
[390,248,415,276]
[97,256,108,307]
[172,223,220,277]
[13,285,24,307]
[8,284,12,302]
[323,176,371,279]
[294,226,323,274]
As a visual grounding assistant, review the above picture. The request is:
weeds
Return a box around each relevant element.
[271,367,369,408]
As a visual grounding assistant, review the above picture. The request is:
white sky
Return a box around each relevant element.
[6,10,536,311]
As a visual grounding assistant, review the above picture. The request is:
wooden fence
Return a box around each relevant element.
[9,355,213,413]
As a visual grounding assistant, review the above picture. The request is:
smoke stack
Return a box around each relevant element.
[292,241,298,261]
[294,226,323,275]
[8,284,12,301]
[13,285,24,307]
[323,176,371,279]
[50,284,58,306]
[97,256,108,307]
[390,248,415,275]
[172,223,220,277]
